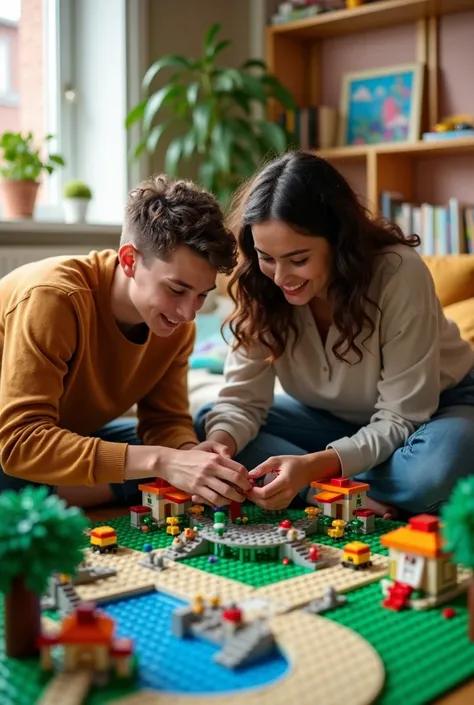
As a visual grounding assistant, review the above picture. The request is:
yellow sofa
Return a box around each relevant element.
[423,255,474,347]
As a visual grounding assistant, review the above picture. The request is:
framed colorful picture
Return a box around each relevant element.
[338,63,424,146]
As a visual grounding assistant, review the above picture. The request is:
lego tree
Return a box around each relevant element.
[0,486,88,658]
[441,476,474,641]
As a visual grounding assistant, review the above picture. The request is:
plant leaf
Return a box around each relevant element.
[210,123,233,174]
[181,130,197,160]
[204,23,221,49]
[125,99,147,129]
[143,85,184,132]
[228,118,261,154]
[238,73,267,104]
[198,161,216,191]
[233,143,257,177]
[142,55,195,91]
[146,122,171,153]
[130,136,147,161]
[49,154,65,166]
[241,59,267,71]
[262,75,297,110]
[192,103,212,151]
[165,135,185,177]
[213,68,243,93]
[206,39,231,62]
[187,82,199,107]
[257,121,288,154]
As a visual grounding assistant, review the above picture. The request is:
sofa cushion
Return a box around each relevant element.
[443,297,474,348]
[423,255,474,308]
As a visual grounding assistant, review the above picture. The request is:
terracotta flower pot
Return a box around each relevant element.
[0,179,39,219]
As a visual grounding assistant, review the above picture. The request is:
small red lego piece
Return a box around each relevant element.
[443,607,456,620]
[383,581,413,611]
[408,514,439,533]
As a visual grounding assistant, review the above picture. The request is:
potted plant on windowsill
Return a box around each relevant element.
[0,131,65,219]
[63,179,93,224]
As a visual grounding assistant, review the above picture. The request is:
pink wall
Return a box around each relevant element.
[320,23,416,110]
[319,11,474,209]
[438,12,474,118]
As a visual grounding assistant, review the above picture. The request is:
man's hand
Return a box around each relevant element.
[247,450,341,511]
[163,447,251,507]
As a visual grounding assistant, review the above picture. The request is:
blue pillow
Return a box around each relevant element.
[191,314,229,374]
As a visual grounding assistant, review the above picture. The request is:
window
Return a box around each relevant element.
[0,0,142,225]
[0,0,65,217]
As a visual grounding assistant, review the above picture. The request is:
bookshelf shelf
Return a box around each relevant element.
[315,136,474,161]
[268,0,474,40]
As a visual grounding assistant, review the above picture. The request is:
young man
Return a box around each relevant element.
[0,174,251,508]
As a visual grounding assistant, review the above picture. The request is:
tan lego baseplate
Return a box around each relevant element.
[48,541,386,705]
[75,547,156,603]
[152,555,254,604]
[37,672,93,705]
[255,549,389,610]
[110,609,384,705]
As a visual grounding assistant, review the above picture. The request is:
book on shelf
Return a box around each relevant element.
[380,191,473,255]
[422,129,474,141]
[277,106,337,151]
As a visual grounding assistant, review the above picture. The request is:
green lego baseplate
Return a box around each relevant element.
[1,504,473,705]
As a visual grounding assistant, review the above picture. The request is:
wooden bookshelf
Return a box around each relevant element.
[266,0,474,217]
[268,0,474,39]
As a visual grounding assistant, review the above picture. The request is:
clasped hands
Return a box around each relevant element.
[182,439,340,511]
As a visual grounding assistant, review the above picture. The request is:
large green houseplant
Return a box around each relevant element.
[0,131,65,219]
[126,23,296,204]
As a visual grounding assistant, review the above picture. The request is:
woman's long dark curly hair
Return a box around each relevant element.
[227,151,420,364]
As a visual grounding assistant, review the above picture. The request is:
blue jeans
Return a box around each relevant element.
[0,418,144,505]
[195,369,474,515]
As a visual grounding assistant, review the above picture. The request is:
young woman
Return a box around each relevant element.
[195,151,474,516]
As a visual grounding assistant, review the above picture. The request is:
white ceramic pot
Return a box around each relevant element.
[63,197,90,224]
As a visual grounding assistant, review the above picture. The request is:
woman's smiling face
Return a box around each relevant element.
[252,219,333,304]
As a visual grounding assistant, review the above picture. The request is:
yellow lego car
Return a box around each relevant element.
[341,541,372,570]
[90,526,118,554]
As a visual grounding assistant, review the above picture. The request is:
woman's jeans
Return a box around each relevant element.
[195,369,474,515]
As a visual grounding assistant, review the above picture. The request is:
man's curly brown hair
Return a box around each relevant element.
[122,174,237,273]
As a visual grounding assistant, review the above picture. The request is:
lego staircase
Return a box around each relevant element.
[213,621,275,669]
[58,582,82,614]
[282,539,329,570]
[163,534,209,561]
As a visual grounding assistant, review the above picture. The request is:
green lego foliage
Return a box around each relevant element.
[0,487,89,595]
[441,476,474,568]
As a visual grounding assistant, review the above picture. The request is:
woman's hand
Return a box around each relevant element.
[247,450,341,510]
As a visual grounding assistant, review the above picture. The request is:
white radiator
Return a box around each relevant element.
[0,246,94,278]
